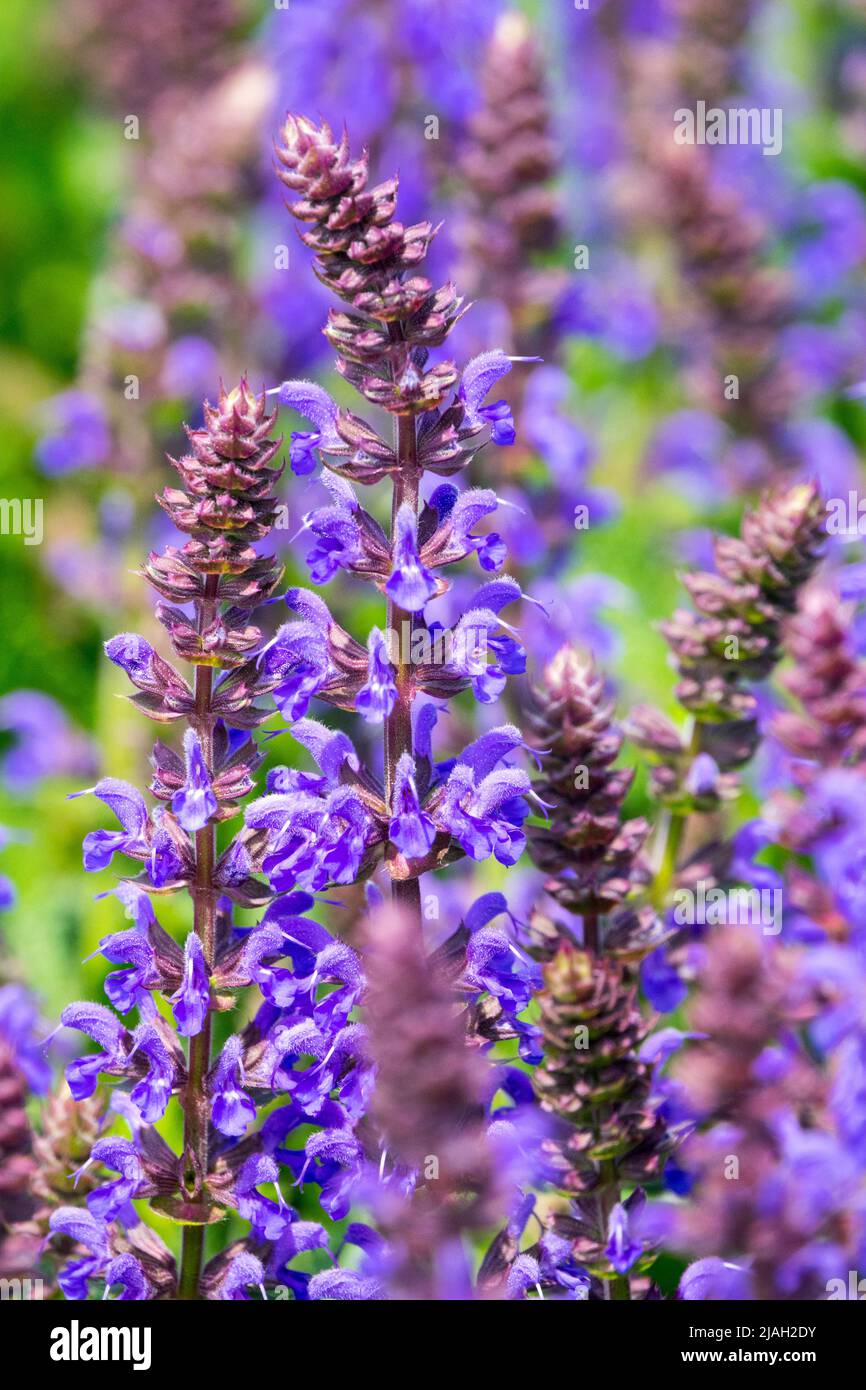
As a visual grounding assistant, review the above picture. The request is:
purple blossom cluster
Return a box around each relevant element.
[44,114,544,1301]
[11,3,866,1311]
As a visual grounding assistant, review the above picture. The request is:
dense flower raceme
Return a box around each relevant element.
[33,0,276,639]
[50,112,545,1300]
[666,576,866,1300]
[618,1,866,492]
[624,484,825,1015]
[494,647,675,1300]
[451,10,615,597]
[260,0,503,367]
[0,981,51,1279]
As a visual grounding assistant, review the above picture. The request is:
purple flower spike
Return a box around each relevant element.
[170,933,210,1037]
[385,505,437,613]
[172,729,217,833]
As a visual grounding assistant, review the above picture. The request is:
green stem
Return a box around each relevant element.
[649,717,699,909]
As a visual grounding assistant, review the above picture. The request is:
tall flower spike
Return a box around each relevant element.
[276,115,463,420]
[363,902,501,1299]
[57,378,292,1302]
[59,113,535,1303]
[629,484,826,819]
[459,11,563,352]
[673,930,833,1300]
[274,115,532,921]
[528,646,651,926]
[521,649,671,1300]
[773,584,866,780]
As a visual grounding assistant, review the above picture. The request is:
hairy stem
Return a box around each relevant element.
[384,411,422,922]
[178,573,220,1300]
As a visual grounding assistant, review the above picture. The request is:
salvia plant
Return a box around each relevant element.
[12,17,866,1311]
[46,115,543,1301]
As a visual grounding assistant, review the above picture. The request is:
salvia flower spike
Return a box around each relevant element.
[54,113,536,1300]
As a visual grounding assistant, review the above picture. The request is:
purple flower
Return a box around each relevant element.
[48,1208,112,1300]
[88,919,158,1015]
[235,1154,291,1241]
[385,505,437,612]
[217,1252,267,1301]
[276,380,344,452]
[210,1034,256,1138]
[0,983,51,1093]
[169,933,210,1037]
[389,753,436,859]
[604,1201,642,1276]
[35,390,110,476]
[172,730,217,833]
[60,1001,127,1100]
[641,946,688,1015]
[290,430,321,476]
[104,1254,152,1301]
[105,633,159,685]
[70,778,150,872]
[685,752,722,798]
[439,761,532,866]
[0,690,94,792]
[459,350,515,428]
[679,1257,753,1301]
[85,1137,144,1222]
[355,628,398,723]
[128,1025,176,1122]
[478,398,515,446]
[260,622,331,723]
